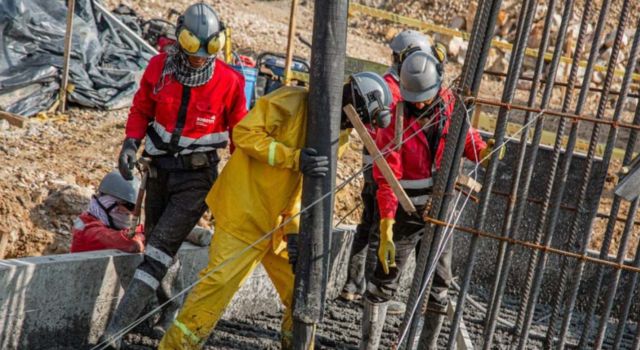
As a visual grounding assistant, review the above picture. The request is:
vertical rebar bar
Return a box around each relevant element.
[578,17,640,349]
[400,0,503,347]
[481,1,572,348]
[593,199,640,348]
[547,1,630,348]
[613,227,640,349]
[446,0,540,348]
[514,0,599,347]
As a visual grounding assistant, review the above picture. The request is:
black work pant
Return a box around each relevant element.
[136,161,218,314]
[365,204,453,310]
[343,180,379,295]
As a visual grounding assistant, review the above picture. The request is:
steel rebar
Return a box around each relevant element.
[447,0,539,347]
[400,0,502,346]
[577,17,640,349]
[547,1,629,347]
[482,1,566,347]
[514,0,598,347]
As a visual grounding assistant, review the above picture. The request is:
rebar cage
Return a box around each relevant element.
[401,0,640,348]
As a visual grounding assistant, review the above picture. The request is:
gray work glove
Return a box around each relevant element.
[118,138,140,180]
[299,148,329,177]
[286,234,299,274]
[186,226,213,247]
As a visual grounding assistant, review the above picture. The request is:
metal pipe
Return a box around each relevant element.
[578,17,640,349]
[284,0,298,86]
[514,0,596,346]
[399,0,499,346]
[292,0,348,348]
[59,0,75,113]
[549,0,628,346]
[482,1,566,347]
[448,0,539,348]
[92,1,158,55]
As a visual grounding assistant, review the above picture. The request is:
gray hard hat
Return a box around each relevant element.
[351,71,392,119]
[389,30,433,55]
[98,171,140,205]
[400,51,443,103]
[177,3,224,57]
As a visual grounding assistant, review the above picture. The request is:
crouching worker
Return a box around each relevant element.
[360,50,502,350]
[71,171,144,253]
[159,71,393,350]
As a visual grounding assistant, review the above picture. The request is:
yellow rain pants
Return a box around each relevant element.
[159,86,349,349]
[158,226,294,350]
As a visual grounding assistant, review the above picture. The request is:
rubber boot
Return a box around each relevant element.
[386,300,406,316]
[152,261,183,338]
[360,300,388,350]
[101,277,156,349]
[418,313,446,350]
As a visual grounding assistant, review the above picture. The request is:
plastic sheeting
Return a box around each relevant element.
[0,0,153,117]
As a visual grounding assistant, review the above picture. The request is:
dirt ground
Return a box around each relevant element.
[2,0,640,262]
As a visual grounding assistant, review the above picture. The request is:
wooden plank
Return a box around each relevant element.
[59,0,75,113]
[447,300,475,350]
[0,111,27,128]
[344,104,417,214]
[0,232,9,259]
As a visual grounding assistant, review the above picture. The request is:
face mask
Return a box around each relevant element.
[110,209,133,230]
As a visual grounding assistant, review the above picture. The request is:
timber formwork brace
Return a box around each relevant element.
[401,0,640,349]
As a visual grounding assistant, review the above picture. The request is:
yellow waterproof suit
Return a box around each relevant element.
[159,86,347,349]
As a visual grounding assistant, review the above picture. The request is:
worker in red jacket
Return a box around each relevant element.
[341,30,441,317]
[71,171,144,254]
[360,51,499,349]
[101,3,247,349]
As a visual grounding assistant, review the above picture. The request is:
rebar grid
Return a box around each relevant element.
[402,0,640,349]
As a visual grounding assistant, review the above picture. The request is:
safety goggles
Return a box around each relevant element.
[177,28,225,56]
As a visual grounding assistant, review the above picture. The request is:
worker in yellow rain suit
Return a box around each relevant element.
[159,71,393,350]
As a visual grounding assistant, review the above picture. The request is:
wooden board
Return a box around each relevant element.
[0,111,27,128]
[344,104,417,214]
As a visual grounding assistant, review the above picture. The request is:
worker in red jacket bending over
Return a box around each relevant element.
[360,50,501,349]
[101,3,247,349]
[71,171,144,254]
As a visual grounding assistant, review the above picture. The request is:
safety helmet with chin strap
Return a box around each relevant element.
[390,30,433,57]
[98,171,140,206]
[400,51,443,103]
[176,3,226,58]
[342,72,393,129]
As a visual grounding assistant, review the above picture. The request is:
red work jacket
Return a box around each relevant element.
[71,212,144,253]
[383,71,402,106]
[374,88,486,219]
[126,53,247,155]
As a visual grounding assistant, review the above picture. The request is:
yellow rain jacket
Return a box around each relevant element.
[207,86,307,254]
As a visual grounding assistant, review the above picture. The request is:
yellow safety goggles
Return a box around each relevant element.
[177,28,226,56]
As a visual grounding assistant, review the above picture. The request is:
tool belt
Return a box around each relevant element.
[149,151,219,170]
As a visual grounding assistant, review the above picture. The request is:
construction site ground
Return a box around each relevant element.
[3,0,640,348]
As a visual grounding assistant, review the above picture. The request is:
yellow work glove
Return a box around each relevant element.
[378,218,397,275]
[480,138,506,168]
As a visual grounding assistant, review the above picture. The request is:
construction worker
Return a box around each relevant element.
[158,72,392,350]
[341,30,443,315]
[361,51,500,349]
[71,171,144,254]
[101,3,247,348]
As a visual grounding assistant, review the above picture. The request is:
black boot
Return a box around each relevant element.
[152,260,184,338]
[360,300,388,350]
[101,276,157,349]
